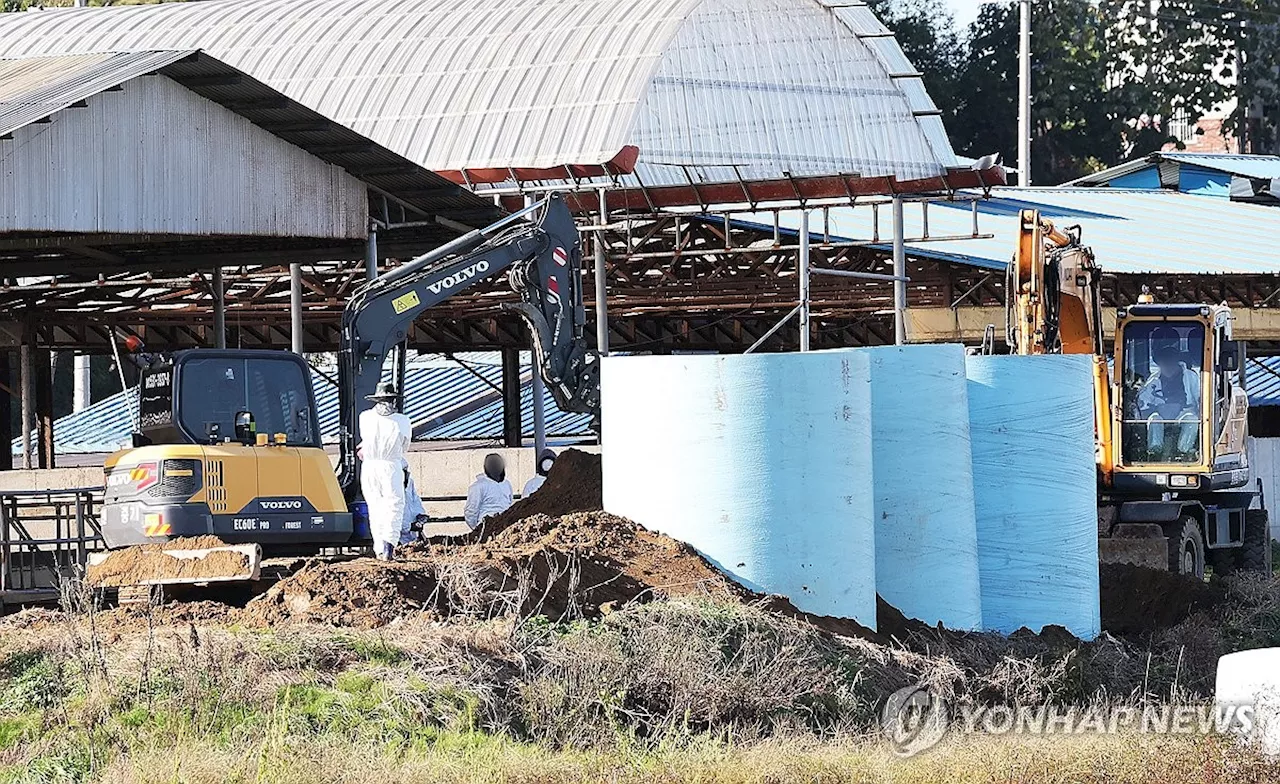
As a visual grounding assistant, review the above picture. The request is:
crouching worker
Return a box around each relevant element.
[401,463,429,545]
[358,383,411,560]
[522,448,557,497]
[464,453,513,530]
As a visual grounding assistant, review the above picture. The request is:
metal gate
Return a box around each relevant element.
[0,487,105,606]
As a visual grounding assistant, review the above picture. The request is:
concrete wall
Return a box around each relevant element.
[0,445,600,522]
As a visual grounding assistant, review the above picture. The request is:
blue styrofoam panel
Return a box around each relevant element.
[966,354,1101,640]
[600,351,877,628]
[862,345,983,631]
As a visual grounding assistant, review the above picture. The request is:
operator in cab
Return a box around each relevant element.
[1136,327,1201,459]
[522,449,557,497]
[465,453,513,529]
[358,383,412,560]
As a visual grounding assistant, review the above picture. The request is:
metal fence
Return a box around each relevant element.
[0,487,105,606]
[0,488,487,608]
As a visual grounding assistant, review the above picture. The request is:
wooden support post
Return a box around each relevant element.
[36,349,54,469]
[0,352,12,471]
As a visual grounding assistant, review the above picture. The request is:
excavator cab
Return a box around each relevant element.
[1111,306,1249,490]
[102,349,351,551]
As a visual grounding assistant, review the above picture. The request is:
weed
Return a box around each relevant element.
[0,653,68,714]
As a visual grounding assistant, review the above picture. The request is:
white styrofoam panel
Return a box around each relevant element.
[1247,438,1280,541]
[1217,648,1280,755]
[861,345,982,631]
[966,355,1101,640]
[600,351,877,627]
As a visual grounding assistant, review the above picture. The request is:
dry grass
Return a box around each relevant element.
[5,570,1280,782]
[77,733,1280,784]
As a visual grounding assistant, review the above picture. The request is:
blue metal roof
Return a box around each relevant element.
[748,187,1280,276]
[18,353,593,456]
[1246,357,1280,408]
[1071,152,1280,192]
[424,380,594,440]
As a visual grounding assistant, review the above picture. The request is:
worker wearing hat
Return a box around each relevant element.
[358,382,413,560]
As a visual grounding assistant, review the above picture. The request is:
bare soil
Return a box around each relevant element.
[68,452,1218,645]
[241,559,443,629]
[1098,561,1223,636]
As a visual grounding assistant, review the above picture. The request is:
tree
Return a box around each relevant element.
[1104,0,1280,153]
[949,1,1135,184]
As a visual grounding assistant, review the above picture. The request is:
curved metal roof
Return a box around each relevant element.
[0,0,955,184]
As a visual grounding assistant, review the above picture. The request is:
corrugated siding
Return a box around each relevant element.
[1161,153,1280,181]
[752,188,1280,275]
[0,72,367,238]
[424,382,595,441]
[0,0,956,181]
[1246,357,1280,408]
[1074,153,1280,189]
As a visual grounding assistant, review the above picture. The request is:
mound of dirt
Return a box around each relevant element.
[86,538,251,588]
[472,510,748,616]
[473,449,602,540]
[1099,562,1223,636]
[243,559,444,629]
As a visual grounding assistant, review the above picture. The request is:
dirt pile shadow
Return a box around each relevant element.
[1099,561,1224,636]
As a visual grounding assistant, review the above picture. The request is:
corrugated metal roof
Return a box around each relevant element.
[750,187,1280,276]
[0,50,195,136]
[2,61,370,238]
[425,382,595,441]
[0,49,502,235]
[0,0,956,184]
[1071,152,1280,189]
[1247,357,1280,408]
[16,353,592,456]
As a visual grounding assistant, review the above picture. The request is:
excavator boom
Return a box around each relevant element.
[337,193,598,494]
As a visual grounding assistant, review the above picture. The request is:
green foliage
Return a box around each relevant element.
[338,634,407,666]
[0,713,40,751]
[1104,0,1280,152]
[877,0,1279,182]
[0,652,67,714]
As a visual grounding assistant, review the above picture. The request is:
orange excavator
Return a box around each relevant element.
[1007,209,1268,577]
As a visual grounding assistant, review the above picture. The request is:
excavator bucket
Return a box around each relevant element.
[85,541,262,588]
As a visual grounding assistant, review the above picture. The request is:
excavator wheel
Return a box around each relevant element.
[1240,509,1273,575]
[1163,516,1205,579]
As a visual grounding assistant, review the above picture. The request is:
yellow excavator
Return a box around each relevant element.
[90,194,598,587]
[1008,209,1268,577]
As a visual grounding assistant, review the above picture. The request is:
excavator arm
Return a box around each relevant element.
[337,193,598,494]
[1006,209,1104,356]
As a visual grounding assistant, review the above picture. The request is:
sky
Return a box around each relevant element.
[943,0,986,28]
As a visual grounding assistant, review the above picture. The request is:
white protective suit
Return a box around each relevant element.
[464,474,513,529]
[401,467,427,545]
[358,407,412,559]
[522,474,545,498]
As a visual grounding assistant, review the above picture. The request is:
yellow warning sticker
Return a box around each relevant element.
[392,291,420,314]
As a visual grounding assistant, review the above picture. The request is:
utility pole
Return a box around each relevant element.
[1018,0,1032,186]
